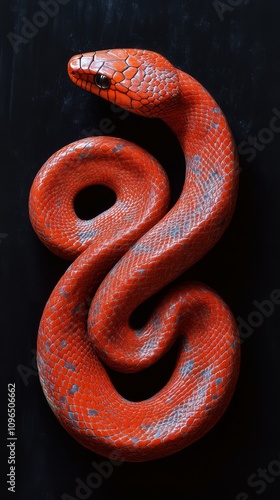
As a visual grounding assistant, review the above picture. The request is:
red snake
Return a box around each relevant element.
[29,48,240,462]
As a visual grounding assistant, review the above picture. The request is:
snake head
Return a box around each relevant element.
[68,48,180,117]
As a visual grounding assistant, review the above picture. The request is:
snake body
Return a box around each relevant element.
[29,49,240,461]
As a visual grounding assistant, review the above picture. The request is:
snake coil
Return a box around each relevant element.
[29,48,240,462]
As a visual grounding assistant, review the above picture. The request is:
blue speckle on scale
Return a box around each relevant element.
[154,430,164,438]
[60,340,67,348]
[202,367,212,380]
[132,243,153,254]
[69,384,79,394]
[183,339,189,351]
[60,287,68,298]
[78,229,97,242]
[169,226,182,238]
[45,342,50,352]
[113,143,124,153]
[71,303,83,315]
[141,424,151,429]
[65,361,76,372]
[180,359,194,376]
[88,409,98,416]
[190,154,202,174]
[131,437,139,444]
[216,377,222,385]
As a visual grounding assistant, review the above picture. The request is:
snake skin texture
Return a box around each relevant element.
[29,49,240,462]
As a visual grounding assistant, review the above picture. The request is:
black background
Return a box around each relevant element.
[1,1,280,499]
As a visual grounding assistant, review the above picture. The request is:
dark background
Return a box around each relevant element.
[1,0,280,499]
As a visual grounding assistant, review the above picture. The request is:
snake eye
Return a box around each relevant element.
[94,74,110,89]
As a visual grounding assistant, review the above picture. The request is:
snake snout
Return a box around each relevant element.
[68,55,81,82]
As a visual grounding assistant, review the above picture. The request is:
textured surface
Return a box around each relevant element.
[29,48,240,461]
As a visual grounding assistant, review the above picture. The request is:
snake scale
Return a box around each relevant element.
[29,48,240,461]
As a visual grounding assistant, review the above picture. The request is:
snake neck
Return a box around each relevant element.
[159,70,230,166]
